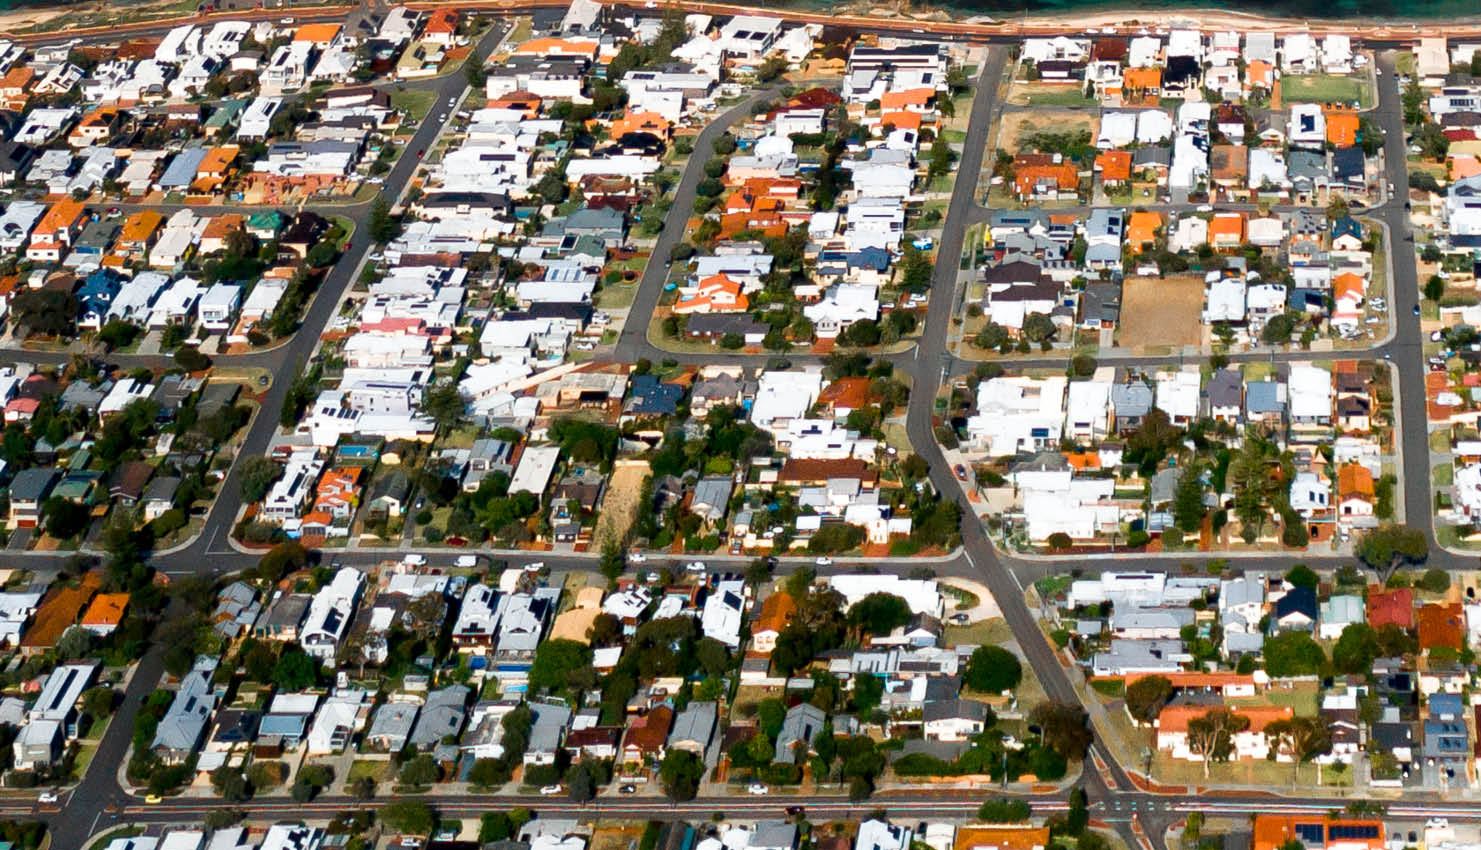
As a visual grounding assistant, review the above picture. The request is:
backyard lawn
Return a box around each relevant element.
[1282,74,1372,108]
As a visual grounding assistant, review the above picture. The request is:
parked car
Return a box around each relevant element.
[620,784,637,794]
[747,783,769,795]
[815,557,833,566]
[37,791,57,804]
[540,785,563,796]
[629,552,647,564]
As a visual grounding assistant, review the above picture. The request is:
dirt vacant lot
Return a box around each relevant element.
[595,460,650,550]
[1118,275,1204,351]
[998,109,1099,152]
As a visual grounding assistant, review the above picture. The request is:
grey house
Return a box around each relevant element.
[409,685,469,750]
[151,667,217,764]
[667,701,718,755]
[774,703,826,764]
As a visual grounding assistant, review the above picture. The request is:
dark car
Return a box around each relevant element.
[1414,304,1422,315]
[954,464,968,481]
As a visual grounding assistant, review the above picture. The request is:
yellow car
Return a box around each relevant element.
[144,794,163,804]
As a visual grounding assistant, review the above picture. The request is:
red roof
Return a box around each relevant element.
[1418,602,1465,651]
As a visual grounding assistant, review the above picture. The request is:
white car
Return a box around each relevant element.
[448,98,457,108]
[815,557,833,566]
[747,783,769,795]
[629,552,647,564]
[686,561,706,573]
[37,791,57,804]
[525,561,545,572]
[541,784,563,795]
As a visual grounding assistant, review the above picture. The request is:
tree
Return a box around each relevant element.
[1355,524,1429,580]
[529,639,594,693]
[964,646,1023,693]
[270,647,319,690]
[1186,707,1249,778]
[254,541,309,584]
[599,541,624,583]
[379,801,436,836]
[82,686,116,720]
[480,812,515,842]
[464,55,486,89]
[977,798,1031,822]
[173,345,210,372]
[695,637,731,677]
[846,592,912,637]
[1261,312,1296,345]
[1124,675,1174,725]
[1262,632,1326,677]
[1284,564,1319,591]
[399,754,441,787]
[658,748,704,801]
[1265,716,1333,783]
[1022,312,1055,344]
[421,379,465,434]
[1425,275,1446,301]
[566,761,596,802]
[369,197,400,244]
[210,766,251,802]
[1028,701,1092,761]
[1420,568,1451,594]
[1172,464,1205,533]
[238,456,281,504]
[1332,623,1379,675]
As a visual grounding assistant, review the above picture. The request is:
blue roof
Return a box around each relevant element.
[848,246,890,271]
[625,374,683,415]
[158,147,209,189]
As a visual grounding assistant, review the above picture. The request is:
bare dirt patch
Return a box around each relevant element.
[1118,274,1204,351]
[998,109,1099,152]
[595,460,650,550]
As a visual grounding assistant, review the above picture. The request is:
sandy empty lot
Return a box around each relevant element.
[998,109,1099,152]
[595,460,650,550]
[1118,275,1204,351]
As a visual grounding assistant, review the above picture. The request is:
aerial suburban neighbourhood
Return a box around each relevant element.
[0,0,1469,848]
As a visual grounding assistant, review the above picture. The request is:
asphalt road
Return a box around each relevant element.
[8,12,1468,846]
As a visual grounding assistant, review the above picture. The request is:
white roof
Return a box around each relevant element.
[509,444,560,495]
[829,574,942,618]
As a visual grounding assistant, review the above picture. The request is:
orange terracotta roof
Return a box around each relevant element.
[879,87,933,109]
[81,592,129,627]
[1333,272,1365,302]
[22,572,101,649]
[120,209,164,244]
[1209,212,1246,242]
[202,213,244,241]
[1014,163,1078,197]
[1126,210,1162,247]
[423,9,459,33]
[879,110,922,131]
[1124,671,1256,689]
[818,376,875,411]
[1418,602,1465,651]
[512,37,599,60]
[1367,586,1414,630]
[1065,451,1100,470]
[1338,463,1374,499]
[293,22,341,44]
[1095,150,1132,182]
[1122,67,1161,90]
[1253,816,1383,850]
[1326,111,1360,147]
[753,592,797,635]
[1450,154,1481,181]
[1246,60,1274,88]
[955,826,1051,850]
[33,199,86,239]
[1156,702,1292,734]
